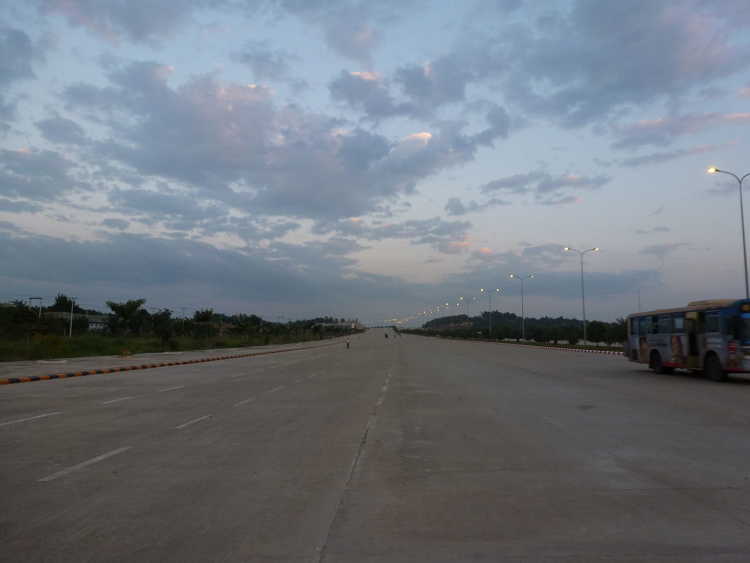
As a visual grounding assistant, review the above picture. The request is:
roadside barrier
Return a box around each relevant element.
[0,341,339,386]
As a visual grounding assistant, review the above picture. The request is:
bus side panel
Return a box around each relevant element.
[663,333,687,367]
[646,333,672,366]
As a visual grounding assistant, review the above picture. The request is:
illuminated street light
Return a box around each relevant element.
[508,274,534,340]
[480,288,502,336]
[564,246,600,345]
[708,167,750,299]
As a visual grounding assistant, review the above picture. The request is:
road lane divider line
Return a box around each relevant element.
[266,385,285,394]
[233,397,256,407]
[38,446,131,482]
[175,415,211,430]
[158,385,185,393]
[0,341,342,386]
[0,411,63,428]
[100,396,134,405]
[314,368,393,563]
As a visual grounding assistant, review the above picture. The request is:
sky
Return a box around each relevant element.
[1,0,749,325]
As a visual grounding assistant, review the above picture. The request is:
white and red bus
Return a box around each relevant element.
[624,299,750,381]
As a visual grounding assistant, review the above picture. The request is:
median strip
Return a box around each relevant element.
[0,341,340,386]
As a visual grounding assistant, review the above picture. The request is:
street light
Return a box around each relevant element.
[480,288,502,336]
[508,273,534,340]
[708,167,750,299]
[564,246,600,345]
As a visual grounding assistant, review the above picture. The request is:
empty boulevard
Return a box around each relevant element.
[2,330,750,562]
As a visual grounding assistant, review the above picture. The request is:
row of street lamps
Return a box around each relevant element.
[392,167,748,338]
[396,249,601,343]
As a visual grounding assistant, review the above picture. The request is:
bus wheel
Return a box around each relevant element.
[704,354,727,382]
[649,351,673,374]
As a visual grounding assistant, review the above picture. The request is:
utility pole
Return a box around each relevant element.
[68,297,76,338]
[29,297,43,319]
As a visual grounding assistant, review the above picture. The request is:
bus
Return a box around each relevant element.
[624,299,750,381]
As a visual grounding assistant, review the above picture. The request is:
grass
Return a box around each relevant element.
[0,331,334,362]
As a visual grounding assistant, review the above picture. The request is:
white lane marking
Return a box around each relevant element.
[175,415,211,429]
[0,411,63,428]
[266,385,285,394]
[101,396,134,405]
[158,385,185,393]
[233,397,256,407]
[38,446,131,482]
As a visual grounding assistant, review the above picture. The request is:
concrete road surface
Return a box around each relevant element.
[2,329,750,562]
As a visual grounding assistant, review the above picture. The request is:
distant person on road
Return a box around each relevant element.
[346,340,350,349]
[384,332,389,339]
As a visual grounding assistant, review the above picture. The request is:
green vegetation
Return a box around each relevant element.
[0,295,361,361]
[399,311,626,348]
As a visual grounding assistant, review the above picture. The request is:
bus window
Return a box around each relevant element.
[673,315,685,333]
[658,315,673,333]
[639,316,651,335]
[650,316,659,334]
[705,312,720,333]
[629,318,638,335]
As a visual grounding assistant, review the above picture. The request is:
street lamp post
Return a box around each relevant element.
[564,246,599,345]
[508,274,534,340]
[708,167,750,299]
[480,288,501,336]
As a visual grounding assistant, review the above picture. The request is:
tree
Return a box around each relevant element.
[49,293,84,313]
[106,299,147,335]
[565,326,581,346]
[192,309,215,338]
[151,309,174,347]
[193,309,214,323]
[587,320,608,344]
[606,318,627,345]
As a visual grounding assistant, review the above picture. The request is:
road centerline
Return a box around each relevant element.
[0,411,63,428]
[158,385,185,393]
[175,415,211,429]
[101,396,135,405]
[233,396,256,407]
[38,446,132,482]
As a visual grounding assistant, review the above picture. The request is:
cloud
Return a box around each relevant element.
[619,144,724,167]
[329,70,412,119]
[395,55,475,109]
[234,40,306,89]
[35,115,88,145]
[612,113,750,149]
[0,148,80,200]
[498,2,750,127]
[313,215,472,254]
[635,226,670,235]
[640,242,689,260]
[649,205,664,216]
[0,27,37,122]
[444,196,510,216]
[37,0,208,43]
[269,1,414,64]
[448,243,660,300]
[58,61,503,224]
[101,218,129,230]
[480,170,610,205]
[0,197,42,213]
[0,229,425,320]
